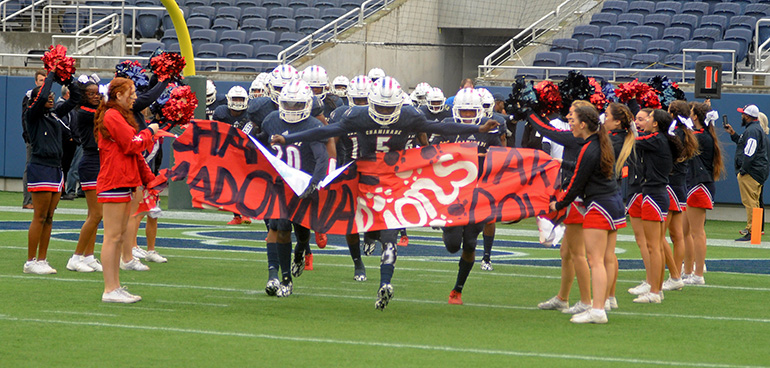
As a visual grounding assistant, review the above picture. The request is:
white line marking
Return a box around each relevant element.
[0,315,764,368]
[41,310,117,317]
[156,300,228,308]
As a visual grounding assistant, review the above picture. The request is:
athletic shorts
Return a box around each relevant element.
[97,187,133,203]
[641,190,669,222]
[667,184,687,212]
[27,163,63,192]
[78,152,100,191]
[687,182,715,210]
[564,201,586,225]
[627,192,643,218]
[268,218,293,232]
[584,193,627,230]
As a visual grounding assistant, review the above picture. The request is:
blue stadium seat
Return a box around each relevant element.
[312,0,337,11]
[249,30,277,49]
[644,14,671,36]
[256,44,284,60]
[219,30,247,51]
[712,40,741,63]
[571,25,600,49]
[616,13,643,29]
[191,29,217,50]
[590,13,616,28]
[681,2,709,18]
[211,0,234,9]
[189,6,215,20]
[136,0,157,7]
[628,1,655,16]
[196,43,224,58]
[186,16,211,31]
[730,0,754,13]
[295,7,320,22]
[700,0,722,14]
[242,18,268,32]
[670,14,699,33]
[339,0,360,12]
[161,29,178,47]
[595,52,628,80]
[138,41,164,57]
[662,27,691,46]
[530,52,561,79]
[601,0,627,15]
[614,39,643,59]
[729,16,756,32]
[564,52,594,68]
[287,0,312,10]
[236,0,259,7]
[712,3,741,21]
[321,7,347,22]
[663,54,694,70]
[168,42,181,54]
[234,63,260,73]
[700,15,728,34]
[599,25,628,49]
[185,0,209,7]
[241,7,268,21]
[629,26,659,48]
[262,0,287,10]
[646,40,676,61]
[298,18,325,34]
[629,53,661,79]
[268,6,294,22]
[679,40,708,53]
[270,18,296,33]
[723,29,753,61]
[278,31,303,48]
[213,17,238,38]
[654,1,682,17]
[744,4,770,19]
[692,27,722,48]
[217,7,242,22]
[696,54,732,73]
[136,10,161,38]
[226,43,255,59]
[550,38,579,62]
[582,38,612,63]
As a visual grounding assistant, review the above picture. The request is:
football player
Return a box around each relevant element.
[214,85,253,225]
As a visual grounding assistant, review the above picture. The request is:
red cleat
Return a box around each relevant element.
[227,216,244,225]
[397,235,409,247]
[304,253,314,271]
[242,217,252,224]
[448,290,463,305]
[315,232,327,249]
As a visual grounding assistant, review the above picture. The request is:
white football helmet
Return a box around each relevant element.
[367,67,385,82]
[249,73,268,99]
[268,64,299,104]
[368,76,403,126]
[331,75,349,97]
[346,75,372,106]
[278,79,313,123]
[452,88,484,125]
[300,65,329,100]
[426,87,446,114]
[478,88,494,118]
[206,79,217,106]
[226,85,248,111]
[410,82,432,107]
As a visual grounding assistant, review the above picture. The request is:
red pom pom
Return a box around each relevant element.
[41,45,76,83]
[162,85,198,124]
[638,89,662,109]
[588,77,607,111]
[534,81,563,116]
[150,52,186,82]
[615,79,661,108]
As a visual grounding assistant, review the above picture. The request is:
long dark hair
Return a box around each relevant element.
[607,102,635,177]
[94,77,137,141]
[575,105,615,179]
[691,102,725,180]
[669,100,700,161]
[652,109,684,162]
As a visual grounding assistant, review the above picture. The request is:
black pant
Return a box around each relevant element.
[61,138,78,193]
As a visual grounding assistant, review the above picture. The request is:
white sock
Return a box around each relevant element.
[83,255,95,263]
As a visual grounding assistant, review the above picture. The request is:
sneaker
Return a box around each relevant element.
[67,255,94,273]
[22,259,37,274]
[22,204,34,209]
[242,217,252,224]
[570,309,608,324]
[736,233,752,241]
[662,278,684,291]
[145,251,168,263]
[315,232,327,249]
[102,287,141,303]
[681,273,692,282]
[604,299,611,312]
[83,255,103,272]
[739,229,749,235]
[120,258,149,271]
[397,235,409,247]
[291,257,305,277]
[562,301,591,314]
[480,260,493,271]
[132,246,147,259]
[684,275,705,285]
[227,216,244,225]
[374,283,394,310]
[628,281,651,295]
[363,240,376,256]
[608,296,618,309]
[276,281,293,297]
[36,259,57,274]
[60,193,76,200]
[538,296,569,311]
[304,253,313,271]
[265,278,280,296]
[448,290,462,305]
[354,268,367,282]
[633,292,662,304]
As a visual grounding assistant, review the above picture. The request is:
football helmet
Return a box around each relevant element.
[278,79,313,123]
[226,85,248,111]
[300,65,329,100]
[478,88,494,118]
[367,67,385,82]
[206,79,217,106]
[268,64,299,104]
[425,87,446,114]
[410,82,432,107]
[331,75,349,97]
[452,88,484,125]
[368,76,403,126]
[347,75,372,106]
[249,73,268,99]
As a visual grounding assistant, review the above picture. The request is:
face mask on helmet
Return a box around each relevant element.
[226,86,248,111]
[426,88,446,114]
[250,74,267,99]
[346,75,372,106]
[279,79,313,123]
[206,80,217,106]
[331,75,349,97]
[367,76,402,126]
[452,88,484,125]
[301,65,328,101]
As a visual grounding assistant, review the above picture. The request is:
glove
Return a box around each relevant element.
[299,182,318,199]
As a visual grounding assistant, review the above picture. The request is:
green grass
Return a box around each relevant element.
[1,191,769,367]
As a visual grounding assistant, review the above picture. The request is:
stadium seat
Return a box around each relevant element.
[531,51,562,79]
[595,52,628,80]
[249,30,277,49]
[699,15,728,34]
[643,14,671,36]
[614,39,643,59]
[256,44,284,60]
[217,7,242,22]
[696,54,732,74]
[270,18,296,33]
[262,0,287,10]
[700,0,722,14]
[646,40,676,61]
[670,14,699,33]
[241,7,268,22]
[196,43,224,58]
[236,0,259,7]
[712,3,741,21]
[663,53,694,70]
[723,29,753,61]
[61,10,87,33]
[295,7,320,22]
[213,18,239,38]
[629,53,661,79]
[712,40,741,63]
[138,41,164,57]
[729,16,756,32]
[662,27,691,47]
[692,28,722,48]
[744,4,770,19]
[312,0,337,11]
[628,1,655,16]
[191,29,217,50]
[629,26,659,48]
[600,0,627,15]
[210,0,234,9]
[161,29,178,47]
[278,31,303,48]
[268,6,294,22]
[321,7,347,22]
[654,1,682,17]
[234,64,260,73]
[599,25,628,49]
[189,6,215,20]
[298,18,326,34]
[168,42,181,54]
[241,18,268,32]
[730,0,754,13]
[136,0,157,7]
[136,10,161,38]
[681,2,709,18]
[219,30,247,51]
[571,25,600,49]
[616,13,643,29]
[550,38,579,62]
[185,0,209,7]
[287,0,312,10]
[339,0,360,12]
[583,38,611,63]
[590,13,616,28]
[226,43,255,59]
[564,52,594,68]
[186,16,211,31]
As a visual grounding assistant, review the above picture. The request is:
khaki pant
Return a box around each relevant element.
[738,174,762,231]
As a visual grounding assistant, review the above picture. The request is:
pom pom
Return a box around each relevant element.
[558,71,593,109]
[505,76,539,119]
[588,77,608,112]
[601,80,617,103]
[647,75,685,111]
[638,89,662,109]
[534,80,563,116]
[41,45,76,84]
[161,85,198,125]
[115,60,150,91]
[149,52,186,82]
[149,83,177,117]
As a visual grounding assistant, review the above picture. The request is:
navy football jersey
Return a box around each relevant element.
[206,96,225,120]
[283,104,486,159]
[329,105,357,164]
[246,96,277,131]
[262,111,329,184]
[491,112,508,139]
[213,105,250,129]
[418,104,452,123]
[322,95,344,118]
[310,96,325,119]
[432,117,502,170]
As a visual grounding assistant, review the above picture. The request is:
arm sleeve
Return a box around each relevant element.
[525,110,577,147]
[283,123,347,144]
[133,80,169,112]
[556,143,596,210]
[309,141,329,184]
[730,132,741,144]
[634,132,660,151]
[104,110,155,155]
[54,81,81,117]
[739,129,762,175]
[26,73,55,124]
[413,116,482,136]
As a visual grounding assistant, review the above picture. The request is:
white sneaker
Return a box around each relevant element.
[83,255,103,272]
[608,296,618,309]
[132,247,148,259]
[633,292,662,304]
[562,301,591,314]
[145,251,168,263]
[682,273,692,282]
[662,278,684,291]
[480,260,493,271]
[628,281,651,295]
[538,296,569,311]
[604,299,611,311]
[120,258,149,271]
[23,259,37,274]
[570,308,608,324]
[684,275,705,285]
[102,286,141,303]
[66,255,95,273]
[35,259,57,274]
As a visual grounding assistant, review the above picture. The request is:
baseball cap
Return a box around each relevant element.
[738,104,759,118]
[493,93,505,102]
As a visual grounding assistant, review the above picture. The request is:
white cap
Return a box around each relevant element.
[738,104,759,118]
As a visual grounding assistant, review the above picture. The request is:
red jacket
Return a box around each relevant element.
[96,108,156,193]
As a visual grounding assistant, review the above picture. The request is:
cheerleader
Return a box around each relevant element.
[627,109,652,295]
[682,102,724,285]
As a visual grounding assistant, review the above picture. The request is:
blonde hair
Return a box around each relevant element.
[759,112,769,135]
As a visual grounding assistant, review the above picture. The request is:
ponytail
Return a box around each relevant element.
[669,100,699,161]
[575,105,615,179]
[607,102,636,177]
[691,102,725,180]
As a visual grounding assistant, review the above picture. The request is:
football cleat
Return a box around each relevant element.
[397,235,409,247]
[265,278,280,296]
[480,260,493,271]
[276,281,293,297]
[363,240,377,256]
[374,284,393,310]
[304,253,313,271]
[291,257,305,278]
[315,232,327,248]
[448,290,463,305]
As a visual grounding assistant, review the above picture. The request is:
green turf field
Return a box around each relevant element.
[1,191,769,367]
